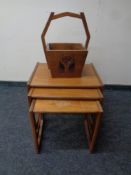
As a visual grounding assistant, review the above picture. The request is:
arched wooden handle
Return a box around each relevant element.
[41,12,90,52]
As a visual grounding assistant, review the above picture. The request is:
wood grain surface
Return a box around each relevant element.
[30,99,103,113]
[29,63,103,88]
[28,88,103,100]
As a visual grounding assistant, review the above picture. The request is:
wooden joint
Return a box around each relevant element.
[52,12,81,20]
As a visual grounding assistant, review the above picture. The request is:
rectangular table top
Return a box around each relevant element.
[28,88,103,100]
[30,99,103,113]
[28,63,103,88]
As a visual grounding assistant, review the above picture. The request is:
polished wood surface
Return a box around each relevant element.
[28,88,103,100]
[28,63,103,88]
[30,99,103,113]
[27,62,104,153]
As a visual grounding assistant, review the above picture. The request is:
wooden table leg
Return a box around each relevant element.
[89,113,102,153]
[84,114,95,146]
[29,112,44,153]
[37,113,44,149]
[29,112,39,153]
[84,114,91,146]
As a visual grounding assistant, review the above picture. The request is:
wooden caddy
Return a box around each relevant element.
[27,63,104,153]
[41,12,90,77]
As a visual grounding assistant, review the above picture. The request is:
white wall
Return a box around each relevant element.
[0,0,131,84]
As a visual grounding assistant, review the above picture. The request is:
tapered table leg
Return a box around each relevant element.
[89,113,102,153]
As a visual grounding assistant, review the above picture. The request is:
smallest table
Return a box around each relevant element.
[27,63,104,153]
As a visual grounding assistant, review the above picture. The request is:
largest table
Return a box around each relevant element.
[27,63,104,153]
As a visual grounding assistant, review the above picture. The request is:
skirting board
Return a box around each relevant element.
[0,81,131,90]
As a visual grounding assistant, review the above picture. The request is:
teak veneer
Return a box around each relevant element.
[27,63,104,154]
[28,88,103,100]
[30,99,103,113]
[28,63,103,89]
[29,99,103,153]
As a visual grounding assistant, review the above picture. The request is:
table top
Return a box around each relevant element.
[28,88,103,100]
[28,63,103,88]
[30,99,103,113]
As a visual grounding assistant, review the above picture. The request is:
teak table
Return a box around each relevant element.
[27,63,104,153]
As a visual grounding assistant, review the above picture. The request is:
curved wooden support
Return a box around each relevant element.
[41,11,90,51]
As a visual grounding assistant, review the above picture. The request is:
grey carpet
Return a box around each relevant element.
[0,85,131,175]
